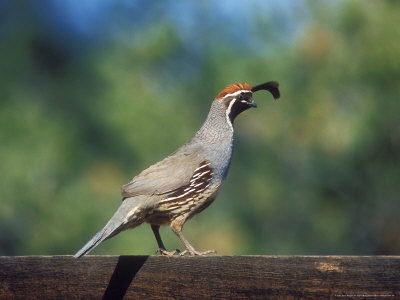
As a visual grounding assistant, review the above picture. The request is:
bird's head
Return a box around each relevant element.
[215,81,280,123]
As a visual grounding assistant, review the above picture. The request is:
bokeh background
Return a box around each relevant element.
[1,0,399,256]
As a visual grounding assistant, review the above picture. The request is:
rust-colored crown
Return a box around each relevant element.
[215,82,253,100]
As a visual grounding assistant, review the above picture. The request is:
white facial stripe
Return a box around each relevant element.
[221,89,252,100]
[225,98,236,131]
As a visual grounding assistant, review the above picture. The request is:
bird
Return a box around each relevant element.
[74,81,280,257]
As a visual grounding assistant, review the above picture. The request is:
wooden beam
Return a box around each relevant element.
[0,256,399,299]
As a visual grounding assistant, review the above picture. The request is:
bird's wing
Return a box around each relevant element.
[121,145,206,197]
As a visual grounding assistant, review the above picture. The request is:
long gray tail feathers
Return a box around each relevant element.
[73,198,145,258]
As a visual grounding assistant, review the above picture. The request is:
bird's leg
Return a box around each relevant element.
[170,221,216,256]
[151,225,179,256]
[151,224,166,250]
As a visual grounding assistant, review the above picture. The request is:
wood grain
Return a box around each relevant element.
[0,256,399,299]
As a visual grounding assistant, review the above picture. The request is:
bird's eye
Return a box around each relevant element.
[238,95,244,101]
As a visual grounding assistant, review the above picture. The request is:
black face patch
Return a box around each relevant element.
[237,92,252,102]
[223,91,254,122]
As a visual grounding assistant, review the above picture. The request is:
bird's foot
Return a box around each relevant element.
[179,249,217,256]
[156,248,181,256]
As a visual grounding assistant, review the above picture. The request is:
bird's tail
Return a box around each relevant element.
[73,218,123,258]
[74,198,145,258]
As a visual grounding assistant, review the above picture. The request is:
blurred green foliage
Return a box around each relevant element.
[0,1,399,256]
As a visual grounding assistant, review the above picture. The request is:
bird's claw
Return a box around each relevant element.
[156,247,217,256]
[179,249,217,256]
[156,248,181,256]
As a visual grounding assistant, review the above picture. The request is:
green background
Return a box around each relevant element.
[1,1,399,255]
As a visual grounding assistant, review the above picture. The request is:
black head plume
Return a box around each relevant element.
[251,81,280,99]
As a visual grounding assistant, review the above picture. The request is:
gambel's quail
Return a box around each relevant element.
[74,81,280,257]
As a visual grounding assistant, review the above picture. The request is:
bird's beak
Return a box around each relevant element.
[249,100,257,108]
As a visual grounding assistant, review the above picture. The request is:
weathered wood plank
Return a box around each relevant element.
[0,256,399,299]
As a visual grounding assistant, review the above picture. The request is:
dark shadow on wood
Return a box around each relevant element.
[102,256,148,300]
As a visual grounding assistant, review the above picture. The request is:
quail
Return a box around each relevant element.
[74,81,280,257]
